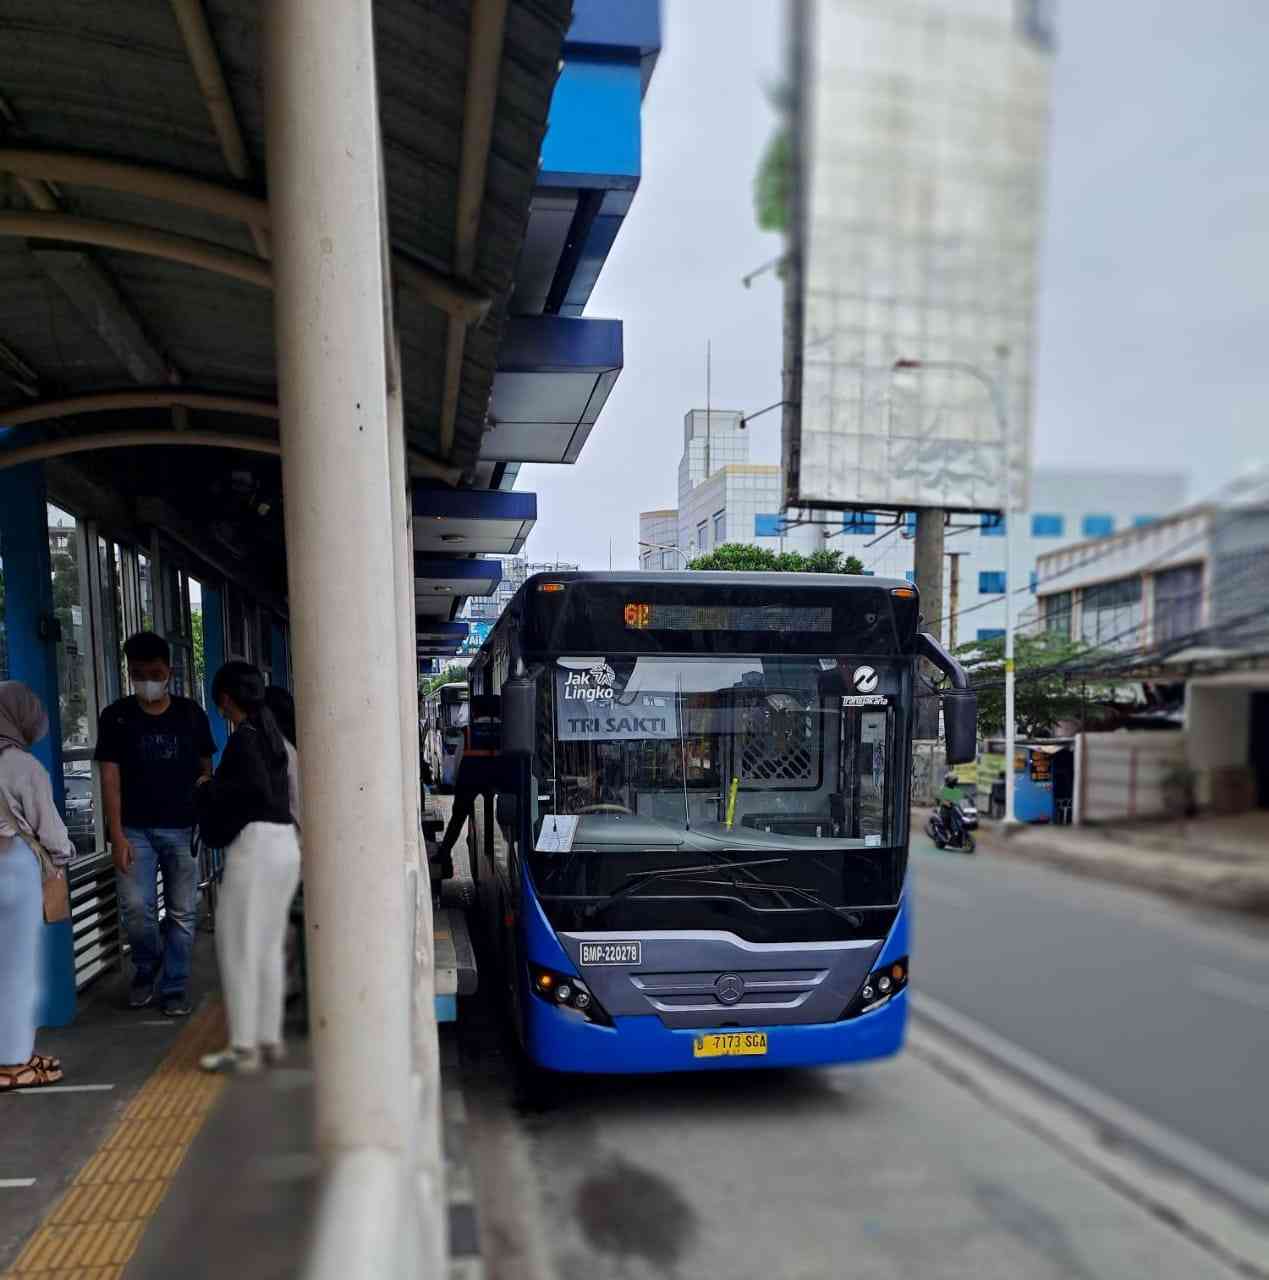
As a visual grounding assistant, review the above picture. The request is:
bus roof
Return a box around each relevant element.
[522,569,915,594]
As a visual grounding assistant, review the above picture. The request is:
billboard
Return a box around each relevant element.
[786,0,1054,514]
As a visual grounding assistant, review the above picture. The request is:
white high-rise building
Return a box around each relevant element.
[640,410,1187,646]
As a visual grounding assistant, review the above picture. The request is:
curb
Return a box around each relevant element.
[442,1027,484,1280]
[974,826,1269,919]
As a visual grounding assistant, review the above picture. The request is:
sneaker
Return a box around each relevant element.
[261,1042,287,1067]
[128,980,154,1009]
[160,993,192,1018]
[199,1047,261,1075]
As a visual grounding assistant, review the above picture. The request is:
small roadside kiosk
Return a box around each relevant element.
[984,737,1076,824]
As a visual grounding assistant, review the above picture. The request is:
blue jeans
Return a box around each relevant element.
[117,827,199,997]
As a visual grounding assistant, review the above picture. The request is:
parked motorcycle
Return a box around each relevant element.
[927,803,976,853]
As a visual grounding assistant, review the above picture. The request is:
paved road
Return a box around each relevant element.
[460,842,1269,1280]
[910,833,1269,1182]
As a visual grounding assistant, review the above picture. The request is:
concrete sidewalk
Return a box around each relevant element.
[971,809,1269,916]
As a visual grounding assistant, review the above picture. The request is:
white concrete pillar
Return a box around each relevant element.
[387,330,446,1268]
[265,0,412,1156]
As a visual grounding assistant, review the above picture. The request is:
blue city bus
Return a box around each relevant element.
[466,571,975,1074]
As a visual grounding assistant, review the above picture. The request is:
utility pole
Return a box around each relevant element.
[893,357,1018,828]
[913,507,945,738]
[946,550,969,649]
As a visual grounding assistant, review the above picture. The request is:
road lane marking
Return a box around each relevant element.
[15,1083,115,1095]
[0,1179,37,1188]
[912,992,1269,1222]
[1191,966,1269,1012]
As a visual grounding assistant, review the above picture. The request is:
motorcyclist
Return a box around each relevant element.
[936,771,966,842]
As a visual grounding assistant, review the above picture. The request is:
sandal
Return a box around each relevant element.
[31,1054,61,1072]
[0,1059,64,1092]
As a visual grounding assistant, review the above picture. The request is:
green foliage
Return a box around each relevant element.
[49,546,88,740]
[754,128,792,233]
[191,608,205,695]
[421,664,466,696]
[687,543,865,576]
[954,632,1110,738]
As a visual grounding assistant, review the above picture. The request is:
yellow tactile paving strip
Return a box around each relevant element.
[3,1002,227,1279]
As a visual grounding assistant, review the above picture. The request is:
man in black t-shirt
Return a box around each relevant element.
[94,632,216,1016]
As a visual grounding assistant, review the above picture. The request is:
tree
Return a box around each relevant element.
[687,543,865,576]
[754,128,792,233]
[421,664,466,696]
[954,632,1111,738]
[191,607,205,694]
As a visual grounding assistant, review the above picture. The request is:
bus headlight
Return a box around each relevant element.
[530,964,612,1025]
[841,957,909,1019]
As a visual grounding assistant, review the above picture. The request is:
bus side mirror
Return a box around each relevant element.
[943,690,978,765]
[915,631,977,765]
[502,677,536,757]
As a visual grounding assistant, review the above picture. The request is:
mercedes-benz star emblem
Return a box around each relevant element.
[853,665,879,693]
[715,973,746,1005]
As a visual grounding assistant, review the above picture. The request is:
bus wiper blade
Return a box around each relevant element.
[583,858,788,919]
[689,877,864,927]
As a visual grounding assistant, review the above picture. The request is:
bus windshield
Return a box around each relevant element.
[540,655,900,847]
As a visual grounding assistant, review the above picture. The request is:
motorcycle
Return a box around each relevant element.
[927,803,976,853]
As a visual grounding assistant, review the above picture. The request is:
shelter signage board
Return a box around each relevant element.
[788,0,1053,514]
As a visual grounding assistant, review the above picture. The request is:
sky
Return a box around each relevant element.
[519,0,1269,569]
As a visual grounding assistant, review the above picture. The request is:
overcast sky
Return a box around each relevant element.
[519,0,1268,569]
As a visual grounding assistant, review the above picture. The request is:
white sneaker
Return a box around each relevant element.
[261,1042,287,1067]
[200,1046,261,1075]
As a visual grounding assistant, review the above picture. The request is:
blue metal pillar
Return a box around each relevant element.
[201,584,229,754]
[0,463,76,1027]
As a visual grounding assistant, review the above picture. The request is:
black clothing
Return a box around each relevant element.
[437,786,477,859]
[94,696,216,828]
[195,722,292,849]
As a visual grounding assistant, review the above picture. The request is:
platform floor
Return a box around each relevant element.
[2,821,476,1280]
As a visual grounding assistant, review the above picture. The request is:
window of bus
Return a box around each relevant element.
[539,655,897,845]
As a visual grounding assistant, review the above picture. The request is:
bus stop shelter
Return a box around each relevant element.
[0,2,657,1273]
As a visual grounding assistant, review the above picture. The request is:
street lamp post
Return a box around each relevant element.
[639,540,689,568]
[893,358,1019,828]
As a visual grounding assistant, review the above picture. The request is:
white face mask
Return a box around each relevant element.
[135,679,169,704]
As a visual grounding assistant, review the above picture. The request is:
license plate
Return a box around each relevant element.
[580,941,641,966]
[693,1032,768,1058]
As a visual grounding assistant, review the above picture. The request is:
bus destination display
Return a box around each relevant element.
[623,603,833,633]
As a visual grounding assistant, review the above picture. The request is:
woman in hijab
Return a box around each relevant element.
[0,681,75,1091]
[196,663,301,1073]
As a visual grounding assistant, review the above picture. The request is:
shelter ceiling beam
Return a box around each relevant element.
[1,211,490,323]
[168,0,271,257]
[0,339,40,398]
[0,148,267,226]
[0,388,462,484]
[1,211,271,287]
[440,0,508,457]
[31,250,175,384]
[0,388,277,427]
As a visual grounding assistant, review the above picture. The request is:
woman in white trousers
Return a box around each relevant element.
[196,662,301,1074]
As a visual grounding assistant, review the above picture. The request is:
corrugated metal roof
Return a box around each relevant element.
[0,0,570,483]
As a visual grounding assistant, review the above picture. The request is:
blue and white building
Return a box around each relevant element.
[641,411,1185,645]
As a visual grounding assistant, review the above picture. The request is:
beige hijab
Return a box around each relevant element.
[0,681,49,754]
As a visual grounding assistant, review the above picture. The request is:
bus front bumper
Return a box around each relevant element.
[524,989,908,1075]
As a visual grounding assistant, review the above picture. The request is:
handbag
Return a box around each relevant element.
[25,834,70,924]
